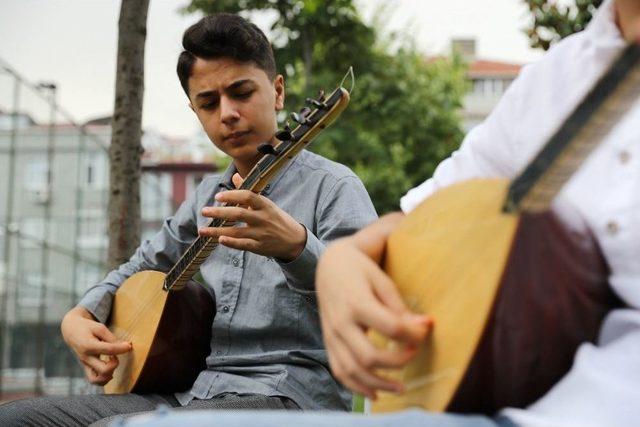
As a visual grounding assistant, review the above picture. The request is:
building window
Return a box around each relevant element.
[19,273,46,308]
[141,173,172,221]
[78,216,108,249]
[84,152,108,190]
[24,156,49,191]
[75,263,104,289]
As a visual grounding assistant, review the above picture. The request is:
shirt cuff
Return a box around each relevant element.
[276,226,324,294]
[77,286,115,324]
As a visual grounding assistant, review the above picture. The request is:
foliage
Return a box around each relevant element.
[181,0,468,213]
[312,52,468,213]
[523,0,603,50]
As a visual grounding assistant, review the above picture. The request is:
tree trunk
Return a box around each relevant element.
[108,0,150,270]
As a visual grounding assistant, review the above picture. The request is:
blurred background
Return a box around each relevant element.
[0,0,600,402]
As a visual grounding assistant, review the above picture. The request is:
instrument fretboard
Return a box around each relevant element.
[163,87,348,291]
[505,43,640,213]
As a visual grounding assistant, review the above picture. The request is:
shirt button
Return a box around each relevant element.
[222,305,230,313]
[265,184,271,190]
[606,221,619,235]
[232,258,239,267]
[619,150,631,164]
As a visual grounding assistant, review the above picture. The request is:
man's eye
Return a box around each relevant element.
[200,101,218,110]
[234,91,253,99]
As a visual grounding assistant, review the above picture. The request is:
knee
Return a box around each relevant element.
[0,397,56,426]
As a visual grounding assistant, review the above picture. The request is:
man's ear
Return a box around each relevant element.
[274,74,285,111]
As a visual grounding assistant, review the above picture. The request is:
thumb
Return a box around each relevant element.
[232,173,244,189]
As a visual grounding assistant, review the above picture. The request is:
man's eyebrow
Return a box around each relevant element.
[227,79,254,90]
[195,90,218,100]
[195,80,254,99]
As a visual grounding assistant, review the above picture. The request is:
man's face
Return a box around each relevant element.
[188,57,284,168]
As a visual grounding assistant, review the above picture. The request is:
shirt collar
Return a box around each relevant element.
[584,0,627,50]
[216,151,301,196]
[217,161,237,192]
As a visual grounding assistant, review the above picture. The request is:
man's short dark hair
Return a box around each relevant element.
[177,13,277,97]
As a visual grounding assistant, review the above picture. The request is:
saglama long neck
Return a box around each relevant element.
[505,43,640,213]
[163,87,347,291]
[163,165,265,291]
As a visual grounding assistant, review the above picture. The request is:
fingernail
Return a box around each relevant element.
[408,314,429,323]
[215,193,223,201]
[426,317,435,328]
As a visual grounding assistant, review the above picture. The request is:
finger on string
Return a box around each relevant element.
[200,225,257,241]
[218,236,260,252]
[342,322,421,370]
[328,335,378,400]
[202,206,253,224]
[354,294,431,345]
[215,189,264,209]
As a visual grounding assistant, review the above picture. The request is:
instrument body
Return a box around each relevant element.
[104,271,215,394]
[371,179,616,413]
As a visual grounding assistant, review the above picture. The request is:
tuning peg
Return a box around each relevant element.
[290,112,307,125]
[257,143,278,155]
[316,89,326,102]
[275,121,293,141]
[306,98,327,109]
[275,129,293,141]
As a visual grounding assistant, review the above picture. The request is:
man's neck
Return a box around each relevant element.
[233,137,278,178]
[615,0,640,42]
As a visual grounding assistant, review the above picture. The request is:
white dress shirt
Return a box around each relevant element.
[400,1,640,426]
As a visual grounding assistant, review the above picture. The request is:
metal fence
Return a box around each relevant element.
[0,57,177,400]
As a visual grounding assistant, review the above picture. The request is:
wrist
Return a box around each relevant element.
[67,305,96,321]
[282,222,307,262]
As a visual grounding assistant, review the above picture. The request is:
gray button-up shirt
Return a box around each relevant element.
[79,150,377,411]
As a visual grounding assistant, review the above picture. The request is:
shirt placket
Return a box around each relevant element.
[211,249,245,356]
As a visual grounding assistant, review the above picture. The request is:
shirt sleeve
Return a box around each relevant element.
[77,180,210,323]
[277,175,378,294]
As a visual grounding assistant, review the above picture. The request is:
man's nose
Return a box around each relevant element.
[220,97,240,125]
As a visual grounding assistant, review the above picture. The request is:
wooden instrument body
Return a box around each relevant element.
[371,179,617,413]
[104,271,216,394]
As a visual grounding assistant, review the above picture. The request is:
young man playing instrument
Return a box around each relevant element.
[0,13,377,426]
[114,0,640,426]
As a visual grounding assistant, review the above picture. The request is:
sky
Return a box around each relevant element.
[0,0,543,140]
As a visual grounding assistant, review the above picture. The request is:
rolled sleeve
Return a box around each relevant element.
[78,286,114,324]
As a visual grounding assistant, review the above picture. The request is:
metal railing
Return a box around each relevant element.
[0,57,177,400]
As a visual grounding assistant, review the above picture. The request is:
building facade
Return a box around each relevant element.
[0,113,219,395]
